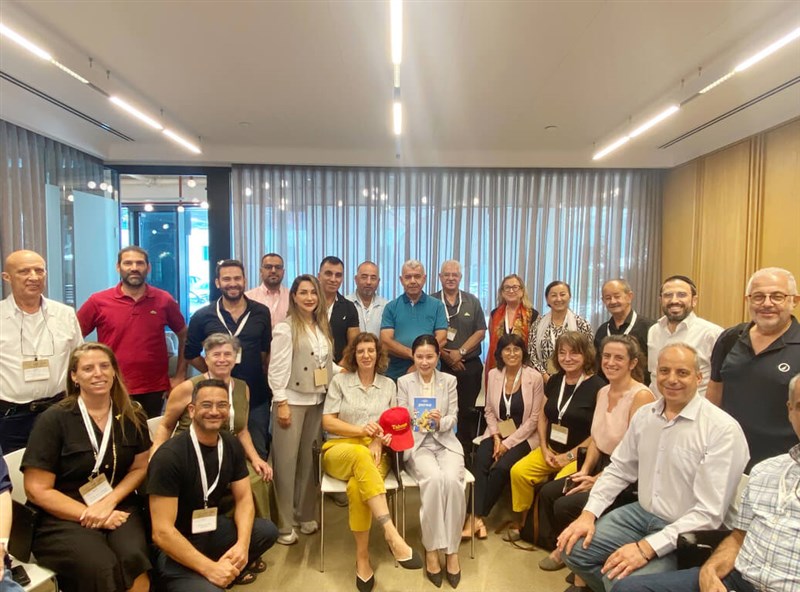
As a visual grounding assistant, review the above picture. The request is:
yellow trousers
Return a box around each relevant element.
[322,437,390,532]
[509,447,576,513]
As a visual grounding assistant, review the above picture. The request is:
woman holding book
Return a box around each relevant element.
[397,334,465,589]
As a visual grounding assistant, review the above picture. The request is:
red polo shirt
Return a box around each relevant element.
[77,283,186,394]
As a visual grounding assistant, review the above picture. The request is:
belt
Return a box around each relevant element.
[0,392,66,417]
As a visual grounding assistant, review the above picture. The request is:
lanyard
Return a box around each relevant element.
[190,424,223,508]
[556,373,586,424]
[439,291,462,322]
[607,311,638,337]
[502,367,522,417]
[206,373,235,433]
[78,397,114,477]
[215,298,251,338]
[19,307,54,359]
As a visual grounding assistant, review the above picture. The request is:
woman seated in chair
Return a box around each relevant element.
[22,343,151,592]
[463,333,544,540]
[397,334,465,589]
[151,332,273,523]
[536,335,654,586]
[507,331,604,542]
[322,332,422,592]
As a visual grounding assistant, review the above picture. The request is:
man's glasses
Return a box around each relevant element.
[261,264,284,271]
[748,292,790,305]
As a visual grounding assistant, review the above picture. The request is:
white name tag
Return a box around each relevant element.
[22,359,50,382]
[314,367,329,387]
[235,350,242,365]
[497,418,516,439]
[192,507,218,534]
[79,473,113,506]
[446,327,457,342]
[550,424,569,445]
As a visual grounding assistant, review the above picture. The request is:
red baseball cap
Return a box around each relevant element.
[379,407,415,452]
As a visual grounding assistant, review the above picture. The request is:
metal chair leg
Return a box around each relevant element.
[470,481,475,559]
[320,490,325,572]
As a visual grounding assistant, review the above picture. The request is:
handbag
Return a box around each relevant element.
[9,500,39,562]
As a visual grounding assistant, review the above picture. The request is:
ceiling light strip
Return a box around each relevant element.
[593,136,630,160]
[735,26,800,73]
[628,105,680,138]
[0,22,51,60]
[391,0,403,66]
[163,129,202,154]
[109,96,163,130]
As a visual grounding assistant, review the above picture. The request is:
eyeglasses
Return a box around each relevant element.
[198,401,231,411]
[748,292,791,305]
[261,264,284,271]
[503,285,522,293]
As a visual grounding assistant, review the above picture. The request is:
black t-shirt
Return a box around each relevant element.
[22,401,151,504]
[543,373,604,453]
[593,311,654,385]
[329,293,359,363]
[147,430,248,537]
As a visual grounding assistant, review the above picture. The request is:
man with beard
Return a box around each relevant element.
[245,253,289,327]
[317,256,359,369]
[707,267,799,469]
[77,246,187,418]
[1,250,83,452]
[647,275,722,397]
[346,260,388,337]
[594,279,653,384]
[186,260,273,458]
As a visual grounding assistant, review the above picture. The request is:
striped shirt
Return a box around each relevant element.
[734,444,800,592]
[323,372,396,438]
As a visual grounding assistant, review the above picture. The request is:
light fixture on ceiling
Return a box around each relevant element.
[144,203,154,212]
[99,182,108,191]
[245,187,253,197]
[67,194,74,202]
[110,96,163,130]
[0,22,52,60]
[592,136,631,161]
[699,71,736,94]
[393,101,402,136]
[51,60,89,84]
[391,0,403,66]
[162,129,202,154]
[628,105,680,138]
[735,26,800,72]
[87,181,97,189]
[177,203,185,213]
[186,177,197,188]
[200,201,209,209]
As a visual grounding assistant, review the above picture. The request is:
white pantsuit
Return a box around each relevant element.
[397,370,465,554]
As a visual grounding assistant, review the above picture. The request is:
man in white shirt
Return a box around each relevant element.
[346,261,388,337]
[647,276,722,397]
[245,253,290,327]
[558,343,749,592]
[0,249,83,452]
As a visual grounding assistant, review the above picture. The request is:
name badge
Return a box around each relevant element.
[314,367,329,387]
[446,327,457,342]
[497,418,516,438]
[22,359,50,382]
[191,507,218,534]
[550,424,569,445]
[79,474,113,506]
[235,350,242,365]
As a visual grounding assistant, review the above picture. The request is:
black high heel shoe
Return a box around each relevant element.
[446,570,461,588]
[425,568,443,588]
[356,570,375,592]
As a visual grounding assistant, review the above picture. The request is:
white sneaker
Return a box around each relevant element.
[299,520,318,535]
[277,530,298,545]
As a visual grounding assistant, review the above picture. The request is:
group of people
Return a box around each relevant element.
[0,244,798,592]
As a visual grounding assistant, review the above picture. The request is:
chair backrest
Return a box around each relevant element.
[147,415,163,439]
[3,448,27,504]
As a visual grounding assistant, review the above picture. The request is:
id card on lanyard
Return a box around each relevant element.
[440,292,462,342]
[77,398,115,506]
[189,424,223,534]
[307,325,329,387]
[550,374,585,445]
[216,299,251,365]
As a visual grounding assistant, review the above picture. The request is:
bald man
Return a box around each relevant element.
[1,250,83,452]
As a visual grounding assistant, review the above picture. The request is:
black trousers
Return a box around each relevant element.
[441,357,483,456]
[472,437,531,517]
[132,391,166,419]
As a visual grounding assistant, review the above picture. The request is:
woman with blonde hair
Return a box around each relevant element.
[22,343,151,592]
[269,274,334,545]
[485,274,539,377]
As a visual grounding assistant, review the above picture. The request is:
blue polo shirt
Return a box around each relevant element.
[381,291,448,380]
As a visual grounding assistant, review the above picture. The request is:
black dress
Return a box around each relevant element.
[22,400,152,592]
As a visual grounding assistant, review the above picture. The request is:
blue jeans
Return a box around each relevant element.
[612,566,758,592]
[0,567,25,592]
[562,502,677,592]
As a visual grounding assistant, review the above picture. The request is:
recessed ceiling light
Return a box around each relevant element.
[144,203,154,212]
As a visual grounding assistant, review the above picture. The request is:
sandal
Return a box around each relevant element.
[227,570,257,588]
[247,558,267,574]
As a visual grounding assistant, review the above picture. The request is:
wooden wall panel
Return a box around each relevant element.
[661,160,699,280]
[761,119,800,273]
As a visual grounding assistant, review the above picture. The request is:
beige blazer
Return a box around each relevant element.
[397,369,463,456]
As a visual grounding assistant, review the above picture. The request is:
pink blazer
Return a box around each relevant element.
[483,366,544,451]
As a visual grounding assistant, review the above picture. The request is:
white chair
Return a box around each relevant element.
[3,448,59,592]
[398,465,477,559]
[315,442,400,572]
[146,415,163,439]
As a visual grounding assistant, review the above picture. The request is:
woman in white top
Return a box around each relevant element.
[528,281,593,383]
[536,335,654,581]
[397,335,465,589]
[269,275,334,545]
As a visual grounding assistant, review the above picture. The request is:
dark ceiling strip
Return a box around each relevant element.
[660,76,800,149]
[0,70,134,142]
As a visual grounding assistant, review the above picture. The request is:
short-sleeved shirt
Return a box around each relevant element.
[185,297,272,406]
[22,401,151,503]
[77,283,186,394]
[328,293,359,363]
[323,372,396,437]
[593,310,654,385]
[710,317,800,470]
[381,292,448,380]
[431,290,487,359]
[346,292,389,337]
[543,373,604,453]
[147,430,248,537]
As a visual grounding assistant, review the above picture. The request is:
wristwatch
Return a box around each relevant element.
[566,450,575,462]
[458,348,467,356]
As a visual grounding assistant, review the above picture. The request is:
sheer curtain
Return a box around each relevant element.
[232,165,663,328]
